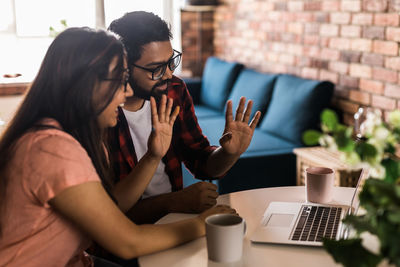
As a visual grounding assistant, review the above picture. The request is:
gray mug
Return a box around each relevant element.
[205,214,246,263]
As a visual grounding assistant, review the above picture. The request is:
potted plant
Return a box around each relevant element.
[303,109,400,267]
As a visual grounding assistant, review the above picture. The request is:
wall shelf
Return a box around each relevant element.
[181,5,216,12]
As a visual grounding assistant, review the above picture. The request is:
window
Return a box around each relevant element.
[0,0,182,82]
[0,0,14,32]
[15,0,96,36]
[104,0,164,27]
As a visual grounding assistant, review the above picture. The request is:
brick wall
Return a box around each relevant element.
[210,0,400,124]
[181,8,215,77]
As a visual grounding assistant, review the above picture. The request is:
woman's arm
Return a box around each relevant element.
[49,181,235,259]
[111,95,179,212]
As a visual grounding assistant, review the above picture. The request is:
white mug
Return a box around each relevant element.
[205,214,246,263]
[305,167,335,203]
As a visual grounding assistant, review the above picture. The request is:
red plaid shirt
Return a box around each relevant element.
[107,75,217,191]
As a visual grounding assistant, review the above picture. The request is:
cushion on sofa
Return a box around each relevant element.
[259,74,334,145]
[242,129,297,156]
[225,69,277,119]
[200,57,243,111]
[197,117,225,146]
[194,105,225,118]
[197,117,296,155]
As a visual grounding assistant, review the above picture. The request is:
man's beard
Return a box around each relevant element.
[128,78,170,102]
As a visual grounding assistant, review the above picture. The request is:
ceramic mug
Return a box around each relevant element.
[305,167,334,203]
[205,214,246,263]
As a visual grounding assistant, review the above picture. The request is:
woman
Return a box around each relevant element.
[0,27,234,266]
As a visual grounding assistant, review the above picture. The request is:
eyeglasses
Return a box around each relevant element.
[132,49,182,80]
[103,68,130,92]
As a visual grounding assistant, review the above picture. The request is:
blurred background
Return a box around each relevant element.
[0,0,182,82]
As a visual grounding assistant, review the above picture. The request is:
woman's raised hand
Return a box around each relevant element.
[147,95,180,159]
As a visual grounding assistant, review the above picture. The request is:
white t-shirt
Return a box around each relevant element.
[122,101,172,199]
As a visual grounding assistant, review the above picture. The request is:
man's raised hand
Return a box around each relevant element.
[219,97,261,156]
[148,95,180,159]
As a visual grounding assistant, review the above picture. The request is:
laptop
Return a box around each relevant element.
[250,168,367,246]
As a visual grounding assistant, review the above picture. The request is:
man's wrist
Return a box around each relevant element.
[143,151,163,162]
[218,146,241,160]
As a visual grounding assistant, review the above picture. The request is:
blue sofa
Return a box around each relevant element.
[183,57,334,194]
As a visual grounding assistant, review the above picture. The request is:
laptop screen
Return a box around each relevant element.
[348,168,368,216]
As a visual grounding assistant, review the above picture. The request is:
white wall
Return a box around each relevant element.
[0,95,23,133]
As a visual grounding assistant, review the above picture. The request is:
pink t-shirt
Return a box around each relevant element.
[0,119,100,266]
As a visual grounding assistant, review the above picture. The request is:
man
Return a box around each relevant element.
[108,11,260,223]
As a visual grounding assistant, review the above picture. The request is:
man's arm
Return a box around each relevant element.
[126,181,218,224]
[204,146,241,178]
[174,79,259,180]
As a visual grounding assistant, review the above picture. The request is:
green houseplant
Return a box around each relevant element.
[303,109,400,267]
[49,19,68,38]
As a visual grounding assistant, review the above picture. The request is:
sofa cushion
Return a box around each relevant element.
[259,74,334,145]
[226,69,277,120]
[200,57,243,111]
[197,117,297,155]
[197,117,225,146]
[242,129,298,157]
[194,105,225,119]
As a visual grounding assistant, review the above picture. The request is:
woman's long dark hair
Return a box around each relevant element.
[0,27,126,235]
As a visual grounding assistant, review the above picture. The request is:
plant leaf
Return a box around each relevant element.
[355,142,377,160]
[342,215,376,235]
[395,186,400,197]
[345,126,354,138]
[336,135,356,152]
[323,238,382,267]
[302,130,322,145]
[387,211,400,224]
[321,109,339,131]
[381,159,400,184]
[360,179,400,210]
[375,219,400,266]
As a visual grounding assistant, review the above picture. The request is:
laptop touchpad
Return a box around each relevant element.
[266,214,294,227]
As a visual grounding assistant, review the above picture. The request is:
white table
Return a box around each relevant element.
[138,186,359,267]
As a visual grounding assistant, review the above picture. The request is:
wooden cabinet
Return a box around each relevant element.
[293,147,361,187]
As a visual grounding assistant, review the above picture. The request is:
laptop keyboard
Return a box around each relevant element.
[291,205,342,242]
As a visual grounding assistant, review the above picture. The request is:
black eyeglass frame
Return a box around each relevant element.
[102,68,130,92]
[131,49,182,80]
